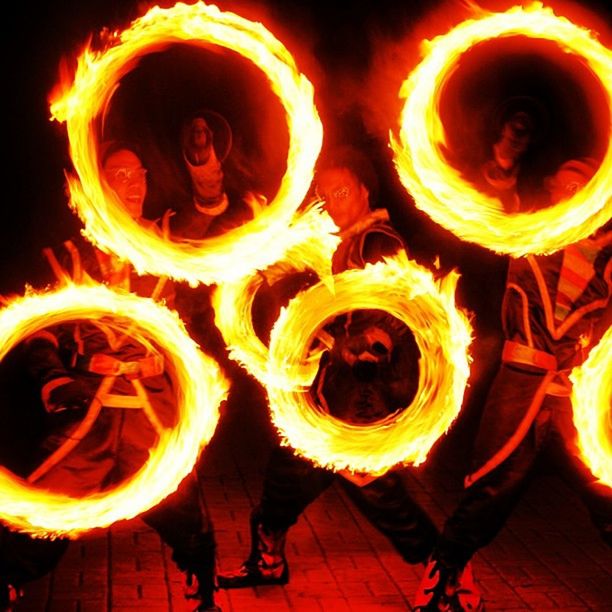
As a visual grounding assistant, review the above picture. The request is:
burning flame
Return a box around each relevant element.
[265,253,473,475]
[49,1,322,286]
[570,327,611,488]
[0,284,229,538]
[390,3,612,256]
[213,202,340,384]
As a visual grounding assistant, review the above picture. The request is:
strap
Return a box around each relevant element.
[501,340,557,371]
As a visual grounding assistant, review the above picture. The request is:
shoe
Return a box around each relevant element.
[217,514,289,589]
[413,556,484,612]
[446,563,484,612]
[1,581,21,612]
[217,556,289,589]
[413,555,452,611]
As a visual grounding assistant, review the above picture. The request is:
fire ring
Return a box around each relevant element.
[390,4,611,256]
[50,2,322,285]
[266,254,473,475]
[213,204,339,384]
[570,327,612,488]
[0,284,229,537]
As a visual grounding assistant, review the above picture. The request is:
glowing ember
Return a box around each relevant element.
[390,3,611,256]
[0,284,229,538]
[213,202,340,384]
[265,253,473,475]
[570,327,612,488]
[50,1,322,285]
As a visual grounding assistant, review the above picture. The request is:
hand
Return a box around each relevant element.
[183,117,214,166]
[43,378,91,414]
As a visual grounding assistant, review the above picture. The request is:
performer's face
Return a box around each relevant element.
[103,149,147,219]
[317,168,370,231]
[547,169,588,205]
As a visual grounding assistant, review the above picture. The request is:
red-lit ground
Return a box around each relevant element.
[11,361,612,612]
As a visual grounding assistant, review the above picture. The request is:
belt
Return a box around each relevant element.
[501,340,557,371]
[74,353,164,379]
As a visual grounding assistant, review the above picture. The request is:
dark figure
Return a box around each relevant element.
[217,146,438,591]
[413,158,612,612]
[0,144,220,612]
[170,109,261,239]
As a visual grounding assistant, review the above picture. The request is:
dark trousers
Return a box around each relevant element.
[258,445,438,564]
[438,392,612,568]
[1,472,214,591]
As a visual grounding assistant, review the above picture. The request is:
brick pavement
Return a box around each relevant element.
[11,370,612,611]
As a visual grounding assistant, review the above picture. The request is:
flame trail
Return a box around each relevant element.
[266,253,473,475]
[570,327,611,489]
[50,1,322,285]
[0,284,229,537]
[391,3,611,256]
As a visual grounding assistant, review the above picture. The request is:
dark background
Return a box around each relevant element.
[2,0,611,468]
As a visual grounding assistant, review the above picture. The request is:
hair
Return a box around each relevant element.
[99,140,144,168]
[314,145,379,203]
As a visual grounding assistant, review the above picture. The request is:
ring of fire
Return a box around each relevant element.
[50,1,322,285]
[390,3,612,256]
[0,284,229,538]
[569,327,612,489]
[213,204,339,384]
[266,254,473,476]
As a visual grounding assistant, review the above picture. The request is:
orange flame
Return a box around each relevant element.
[570,327,611,489]
[49,1,322,285]
[265,253,473,476]
[0,284,229,538]
[390,3,611,256]
[212,202,340,383]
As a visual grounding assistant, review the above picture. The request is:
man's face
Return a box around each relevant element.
[103,149,147,219]
[547,169,589,205]
[316,168,370,231]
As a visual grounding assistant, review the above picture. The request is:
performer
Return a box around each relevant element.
[170,109,262,239]
[0,143,221,612]
[413,157,612,612]
[217,146,438,590]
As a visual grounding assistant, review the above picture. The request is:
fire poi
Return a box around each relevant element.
[49,1,322,286]
[0,283,229,538]
[265,253,473,476]
[390,2,611,256]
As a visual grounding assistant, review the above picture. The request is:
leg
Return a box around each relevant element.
[340,470,438,564]
[218,445,334,589]
[0,524,69,605]
[549,401,612,547]
[141,471,217,610]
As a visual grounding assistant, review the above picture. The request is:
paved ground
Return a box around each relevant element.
[9,363,612,611]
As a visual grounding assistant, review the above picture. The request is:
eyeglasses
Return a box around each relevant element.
[316,185,351,202]
[106,167,147,184]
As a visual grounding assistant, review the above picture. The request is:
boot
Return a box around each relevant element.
[183,561,220,611]
[413,555,484,612]
[217,510,288,589]
[1,580,21,612]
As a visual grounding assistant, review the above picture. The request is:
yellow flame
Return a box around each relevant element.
[0,284,229,538]
[570,327,611,489]
[212,202,340,383]
[265,253,473,475]
[390,3,612,256]
[49,1,322,285]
